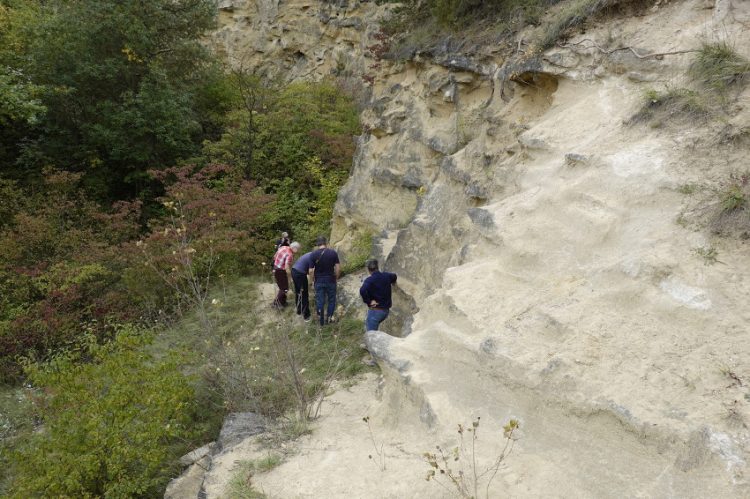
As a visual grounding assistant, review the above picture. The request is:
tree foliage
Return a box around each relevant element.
[10,329,199,498]
[1,0,228,200]
[129,164,274,318]
[204,79,360,245]
[0,164,274,381]
[0,171,141,380]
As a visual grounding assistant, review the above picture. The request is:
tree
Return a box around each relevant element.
[7,0,228,200]
[202,80,361,244]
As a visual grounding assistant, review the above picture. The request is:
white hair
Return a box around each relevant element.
[290,241,301,250]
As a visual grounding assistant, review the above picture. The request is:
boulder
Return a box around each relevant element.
[215,412,265,454]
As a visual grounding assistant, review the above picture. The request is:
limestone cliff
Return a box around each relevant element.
[206,0,750,496]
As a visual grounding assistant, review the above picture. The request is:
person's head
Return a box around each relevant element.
[366,258,379,274]
[281,231,289,238]
[314,236,327,248]
[290,241,301,253]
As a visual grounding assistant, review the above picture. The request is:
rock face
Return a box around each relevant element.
[211,0,387,84]
[208,0,750,496]
[165,412,265,498]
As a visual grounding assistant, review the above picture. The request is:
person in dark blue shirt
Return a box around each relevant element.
[310,236,340,325]
[291,250,313,321]
[359,259,397,331]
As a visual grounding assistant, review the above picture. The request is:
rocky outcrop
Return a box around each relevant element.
[329,0,750,496]
[211,0,388,84]
[165,412,265,498]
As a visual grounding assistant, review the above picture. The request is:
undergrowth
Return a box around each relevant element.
[382,0,653,64]
[340,230,374,276]
[183,277,371,435]
[226,455,283,499]
[632,41,750,126]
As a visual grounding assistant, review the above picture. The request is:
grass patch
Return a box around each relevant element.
[227,454,284,498]
[631,42,749,129]
[382,0,651,64]
[693,246,719,265]
[340,230,374,276]
[532,0,652,51]
[677,183,698,195]
[537,0,595,50]
[629,87,711,125]
[721,184,747,212]
[690,41,750,95]
[383,0,546,60]
[186,276,371,424]
[147,272,372,460]
[711,172,750,238]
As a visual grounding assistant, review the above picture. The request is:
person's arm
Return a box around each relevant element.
[334,262,340,281]
[285,256,293,288]
[308,250,317,285]
[360,280,370,304]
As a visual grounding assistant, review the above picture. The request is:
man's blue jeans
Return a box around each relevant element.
[314,281,337,325]
[365,308,389,331]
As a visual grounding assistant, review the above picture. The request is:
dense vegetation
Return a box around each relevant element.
[0,0,360,494]
[380,0,650,60]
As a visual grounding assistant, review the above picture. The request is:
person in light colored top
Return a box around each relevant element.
[272,241,300,308]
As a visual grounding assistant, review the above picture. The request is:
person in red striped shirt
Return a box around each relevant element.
[272,241,300,308]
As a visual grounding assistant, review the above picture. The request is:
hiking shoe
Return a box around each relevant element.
[304,317,311,323]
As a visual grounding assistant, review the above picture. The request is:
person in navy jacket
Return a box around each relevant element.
[359,259,397,331]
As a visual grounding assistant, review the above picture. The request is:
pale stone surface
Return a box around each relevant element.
[164,455,210,499]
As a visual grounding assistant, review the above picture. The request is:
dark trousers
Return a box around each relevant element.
[365,308,389,331]
[291,269,310,319]
[314,281,336,325]
[273,268,289,307]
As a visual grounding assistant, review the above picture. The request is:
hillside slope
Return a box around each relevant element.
[205,0,750,496]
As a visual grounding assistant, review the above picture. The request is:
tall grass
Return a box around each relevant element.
[690,41,750,94]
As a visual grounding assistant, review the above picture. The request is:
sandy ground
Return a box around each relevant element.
[252,374,447,499]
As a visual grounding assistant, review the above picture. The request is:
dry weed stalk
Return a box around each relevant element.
[424,417,519,499]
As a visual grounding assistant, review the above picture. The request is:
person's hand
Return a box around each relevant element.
[369,300,378,307]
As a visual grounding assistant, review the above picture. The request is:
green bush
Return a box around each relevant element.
[9,328,201,498]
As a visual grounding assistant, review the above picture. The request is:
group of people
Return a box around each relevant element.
[271,232,397,332]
